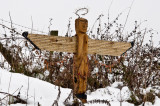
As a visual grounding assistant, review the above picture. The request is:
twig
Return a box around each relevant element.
[7,73,12,105]
[0,91,27,104]
[0,24,21,35]
[65,17,72,37]
[31,16,33,34]
[0,18,48,34]
[121,0,135,34]
[0,37,25,40]
[48,18,53,35]
[52,86,61,106]
[34,88,35,106]
[64,90,73,104]
[108,0,114,26]
[1,87,20,101]
[9,11,13,29]
[26,77,30,106]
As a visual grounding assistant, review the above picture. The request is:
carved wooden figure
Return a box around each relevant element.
[22,17,134,103]
[73,18,89,102]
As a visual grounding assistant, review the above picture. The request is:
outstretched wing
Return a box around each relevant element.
[26,34,133,56]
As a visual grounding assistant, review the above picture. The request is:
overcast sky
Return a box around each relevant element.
[0,0,160,46]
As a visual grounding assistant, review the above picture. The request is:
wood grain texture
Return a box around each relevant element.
[28,34,131,56]
[73,34,88,94]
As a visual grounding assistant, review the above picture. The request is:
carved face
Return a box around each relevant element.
[75,18,88,34]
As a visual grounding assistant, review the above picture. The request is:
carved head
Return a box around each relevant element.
[75,18,88,34]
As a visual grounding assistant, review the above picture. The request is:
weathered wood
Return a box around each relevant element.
[25,18,133,104]
[88,39,131,56]
[28,34,76,52]
[74,34,88,92]
[28,34,131,56]
[73,18,88,103]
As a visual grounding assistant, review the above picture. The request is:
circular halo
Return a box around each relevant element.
[75,8,89,17]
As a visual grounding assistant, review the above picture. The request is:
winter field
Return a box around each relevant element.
[0,1,160,105]
[0,67,160,106]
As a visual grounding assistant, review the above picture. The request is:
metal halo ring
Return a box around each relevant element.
[75,8,89,17]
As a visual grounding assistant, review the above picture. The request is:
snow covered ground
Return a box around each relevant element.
[0,67,160,106]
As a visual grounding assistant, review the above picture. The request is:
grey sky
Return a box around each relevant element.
[0,0,160,45]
